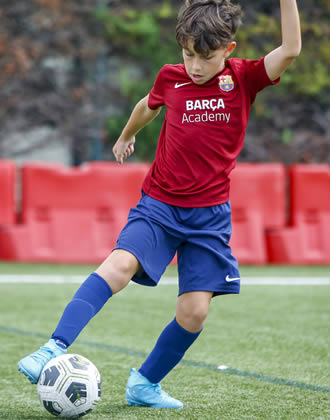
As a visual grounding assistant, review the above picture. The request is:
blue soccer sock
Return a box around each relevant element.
[139,318,202,384]
[51,272,112,348]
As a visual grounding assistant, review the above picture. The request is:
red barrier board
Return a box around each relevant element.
[0,161,328,265]
[266,164,330,264]
[0,160,16,225]
[229,163,286,264]
[0,162,150,263]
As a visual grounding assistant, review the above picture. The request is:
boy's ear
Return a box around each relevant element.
[224,42,236,58]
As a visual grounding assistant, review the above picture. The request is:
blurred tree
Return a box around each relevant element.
[0,0,112,163]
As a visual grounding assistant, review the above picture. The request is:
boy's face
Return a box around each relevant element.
[182,39,236,85]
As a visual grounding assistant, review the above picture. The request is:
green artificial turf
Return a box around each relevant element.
[0,261,330,277]
[0,279,329,419]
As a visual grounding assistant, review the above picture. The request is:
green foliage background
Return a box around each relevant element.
[93,0,330,162]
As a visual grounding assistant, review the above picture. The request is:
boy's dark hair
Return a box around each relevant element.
[176,0,243,55]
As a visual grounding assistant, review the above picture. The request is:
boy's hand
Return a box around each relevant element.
[112,137,135,164]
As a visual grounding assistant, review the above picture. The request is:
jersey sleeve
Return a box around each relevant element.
[243,57,280,103]
[148,66,167,110]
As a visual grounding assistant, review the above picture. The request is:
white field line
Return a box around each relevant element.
[0,275,329,285]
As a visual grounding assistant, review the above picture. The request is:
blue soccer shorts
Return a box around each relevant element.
[114,192,240,297]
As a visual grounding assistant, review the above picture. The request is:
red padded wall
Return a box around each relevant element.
[0,160,16,225]
[1,161,328,265]
[230,163,286,264]
[0,162,150,263]
[267,164,330,264]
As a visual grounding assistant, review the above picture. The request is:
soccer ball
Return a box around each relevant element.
[37,354,101,418]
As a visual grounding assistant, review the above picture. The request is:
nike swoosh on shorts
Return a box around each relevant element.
[225,275,240,282]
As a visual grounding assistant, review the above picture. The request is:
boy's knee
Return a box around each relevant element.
[176,301,209,332]
[96,250,140,293]
[188,304,209,324]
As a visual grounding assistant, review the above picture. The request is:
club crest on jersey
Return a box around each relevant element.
[218,75,234,92]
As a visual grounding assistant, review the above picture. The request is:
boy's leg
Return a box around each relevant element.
[139,291,212,382]
[51,250,139,347]
[18,250,139,384]
[126,291,212,408]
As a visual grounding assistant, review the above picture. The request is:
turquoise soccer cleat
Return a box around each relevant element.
[18,339,67,384]
[126,368,183,409]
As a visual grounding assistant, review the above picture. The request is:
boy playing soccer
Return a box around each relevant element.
[18,0,301,409]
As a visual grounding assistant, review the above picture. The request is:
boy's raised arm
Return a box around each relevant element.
[113,95,162,164]
[264,0,301,81]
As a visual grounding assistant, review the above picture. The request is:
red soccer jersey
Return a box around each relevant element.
[142,58,279,207]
